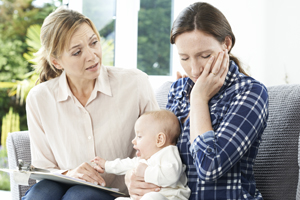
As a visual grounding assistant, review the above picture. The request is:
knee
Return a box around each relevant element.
[22,180,67,200]
[64,185,115,200]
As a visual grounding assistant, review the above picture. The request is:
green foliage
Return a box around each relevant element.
[0,39,29,82]
[1,107,20,148]
[0,147,10,191]
[137,0,172,75]
[0,23,41,106]
[0,0,60,145]
[25,24,42,56]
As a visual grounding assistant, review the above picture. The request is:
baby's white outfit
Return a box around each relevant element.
[105,145,190,200]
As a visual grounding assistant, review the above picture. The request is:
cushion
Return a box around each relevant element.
[253,84,300,200]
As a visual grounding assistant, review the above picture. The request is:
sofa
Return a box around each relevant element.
[6,81,300,200]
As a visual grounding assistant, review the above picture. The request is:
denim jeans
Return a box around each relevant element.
[21,180,116,200]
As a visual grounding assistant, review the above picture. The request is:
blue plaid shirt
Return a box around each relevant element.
[166,61,269,200]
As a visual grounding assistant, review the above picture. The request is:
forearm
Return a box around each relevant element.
[190,96,213,144]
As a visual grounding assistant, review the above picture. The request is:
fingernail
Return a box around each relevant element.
[94,182,98,185]
[155,188,160,192]
[101,182,105,186]
[210,56,214,61]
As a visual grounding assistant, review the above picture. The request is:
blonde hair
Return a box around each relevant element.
[142,110,181,145]
[35,6,101,83]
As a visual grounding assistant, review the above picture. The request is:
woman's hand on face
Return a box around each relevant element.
[191,49,229,103]
[64,162,106,186]
[125,169,160,200]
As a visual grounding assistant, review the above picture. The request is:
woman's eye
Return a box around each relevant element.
[181,57,188,61]
[202,54,211,59]
[92,40,98,46]
[73,50,81,56]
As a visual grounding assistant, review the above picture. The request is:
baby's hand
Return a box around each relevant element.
[91,157,106,173]
[134,162,148,178]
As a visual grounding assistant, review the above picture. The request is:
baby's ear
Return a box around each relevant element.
[156,132,166,148]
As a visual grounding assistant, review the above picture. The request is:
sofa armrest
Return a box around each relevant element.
[7,131,36,200]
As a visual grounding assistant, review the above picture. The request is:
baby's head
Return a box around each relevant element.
[132,110,180,160]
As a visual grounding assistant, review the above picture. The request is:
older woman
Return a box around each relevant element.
[126,2,269,200]
[22,6,159,200]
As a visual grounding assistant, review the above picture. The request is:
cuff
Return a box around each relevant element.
[189,130,216,157]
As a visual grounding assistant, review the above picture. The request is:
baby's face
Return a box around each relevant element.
[132,115,160,160]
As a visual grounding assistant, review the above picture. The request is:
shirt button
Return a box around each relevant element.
[88,136,91,140]
[207,148,212,153]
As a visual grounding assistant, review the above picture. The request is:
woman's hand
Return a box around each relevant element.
[191,49,229,103]
[64,162,106,186]
[125,169,160,200]
[189,50,229,143]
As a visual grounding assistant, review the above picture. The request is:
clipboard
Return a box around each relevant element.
[0,160,125,196]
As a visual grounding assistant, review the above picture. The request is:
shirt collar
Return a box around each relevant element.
[57,71,72,102]
[220,60,244,91]
[95,65,112,97]
[175,77,194,100]
[57,66,112,103]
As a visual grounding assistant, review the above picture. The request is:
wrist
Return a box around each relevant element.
[101,160,106,169]
[190,91,209,104]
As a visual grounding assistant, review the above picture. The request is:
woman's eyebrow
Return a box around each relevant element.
[178,49,212,56]
[89,34,96,40]
[69,34,97,51]
[69,44,81,51]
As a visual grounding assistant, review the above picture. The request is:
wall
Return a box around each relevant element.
[172,0,300,87]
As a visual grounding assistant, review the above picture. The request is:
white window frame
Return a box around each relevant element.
[69,0,178,91]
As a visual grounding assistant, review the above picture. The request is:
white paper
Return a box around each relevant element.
[12,171,31,186]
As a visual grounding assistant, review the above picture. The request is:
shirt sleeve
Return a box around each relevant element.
[144,147,183,187]
[138,71,160,114]
[105,157,139,175]
[26,89,59,171]
[189,82,269,181]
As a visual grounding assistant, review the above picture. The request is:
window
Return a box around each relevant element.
[69,0,175,90]
[82,0,116,66]
[68,0,116,66]
[137,0,172,76]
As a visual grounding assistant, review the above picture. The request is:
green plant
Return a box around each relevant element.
[1,107,20,148]
[0,24,41,105]
[0,147,10,191]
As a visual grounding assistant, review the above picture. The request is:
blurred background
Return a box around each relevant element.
[0,0,300,194]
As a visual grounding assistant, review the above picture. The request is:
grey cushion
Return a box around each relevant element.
[253,84,300,200]
[155,81,172,109]
[7,131,36,200]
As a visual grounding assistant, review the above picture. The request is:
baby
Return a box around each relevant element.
[92,110,190,200]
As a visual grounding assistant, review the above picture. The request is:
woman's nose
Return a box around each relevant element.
[191,59,201,77]
[86,47,96,61]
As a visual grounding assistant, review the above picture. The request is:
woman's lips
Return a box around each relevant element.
[86,63,98,70]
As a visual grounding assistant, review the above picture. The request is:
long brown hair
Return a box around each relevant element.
[34,6,101,83]
[170,2,248,76]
